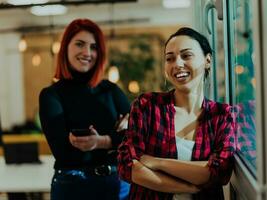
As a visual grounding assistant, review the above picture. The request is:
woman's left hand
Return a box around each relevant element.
[69,126,101,151]
[115,113,129,132]
[140,154,160,170]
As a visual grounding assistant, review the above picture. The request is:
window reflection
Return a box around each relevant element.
[232,0,256,175]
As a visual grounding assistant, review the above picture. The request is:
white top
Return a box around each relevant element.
[173,106,195,200]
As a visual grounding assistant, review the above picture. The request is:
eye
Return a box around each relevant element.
[75,42,84,48]
[90,43,97,51]
[181,53,193,60]
[165,56,174,62]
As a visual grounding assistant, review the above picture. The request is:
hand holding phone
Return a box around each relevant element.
[71,129,94,137]
[69,126,101,151]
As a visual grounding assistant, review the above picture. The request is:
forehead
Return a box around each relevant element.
[71,30,96,42]
[165,35,201,52]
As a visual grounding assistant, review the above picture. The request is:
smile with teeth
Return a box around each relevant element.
[78,57,91,64]
[175,72,190,79]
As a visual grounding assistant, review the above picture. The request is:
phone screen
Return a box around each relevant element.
[71,129,93,137]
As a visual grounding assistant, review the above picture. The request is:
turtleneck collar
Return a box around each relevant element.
[69,67,93,84]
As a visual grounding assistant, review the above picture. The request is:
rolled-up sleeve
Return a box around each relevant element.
[117,96,148,183]
[207,105,236,186]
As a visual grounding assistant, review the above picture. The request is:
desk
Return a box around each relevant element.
[1,134,51,155]
[0,155,54,192]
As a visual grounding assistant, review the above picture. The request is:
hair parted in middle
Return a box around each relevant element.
[55,18,106,87]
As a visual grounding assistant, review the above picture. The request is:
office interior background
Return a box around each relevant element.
[0,0,267,199]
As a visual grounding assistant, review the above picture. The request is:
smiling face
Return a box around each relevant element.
[67,30,98,73]
[164,35,210,93]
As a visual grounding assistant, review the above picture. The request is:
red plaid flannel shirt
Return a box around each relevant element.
[118,90,236,200]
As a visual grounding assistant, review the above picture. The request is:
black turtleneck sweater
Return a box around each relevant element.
[39,75,130,169]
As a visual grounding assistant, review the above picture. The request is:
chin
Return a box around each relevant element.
[79,67,91,73]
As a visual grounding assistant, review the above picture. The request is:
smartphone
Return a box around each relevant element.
[71,129,93,137]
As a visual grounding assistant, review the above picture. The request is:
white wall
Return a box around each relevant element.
[0,33,25,130]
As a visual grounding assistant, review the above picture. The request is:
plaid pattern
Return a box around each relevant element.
[118,90,235,200]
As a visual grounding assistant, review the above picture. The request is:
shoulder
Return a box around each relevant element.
[205,99,233,114]
[133,91,171,108]
[39,81,61,100]
[96,79,119,92]
[204,99,234,123]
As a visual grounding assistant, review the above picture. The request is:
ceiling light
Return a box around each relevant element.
[32,53,41,67]
[30,5,67,16]
[18,37,27,52]
[128,81,140,94]
[52,41,61,54]
[7,0,49,5]
[162,0,191,9]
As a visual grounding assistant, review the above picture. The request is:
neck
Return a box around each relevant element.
[173,88,204,115]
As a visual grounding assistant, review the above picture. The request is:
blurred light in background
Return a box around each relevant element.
[32,53,41,67]
[128,81,140,93]
[18,37,27,52]
[30,4,67,16]
[162,0,191,9]
[235,65,245,74]
[251,77,256,88]
[52,41,61,54]
[108,66,120,83]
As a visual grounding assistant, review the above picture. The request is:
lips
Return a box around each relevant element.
[78,57,91,64]
[175,72,190,78]
[173,71,190,81]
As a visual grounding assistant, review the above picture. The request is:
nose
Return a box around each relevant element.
[176,56,184,68]
[82,46,92,56]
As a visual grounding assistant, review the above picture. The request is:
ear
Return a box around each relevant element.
[205,54,212,70]
[205,54,212,66]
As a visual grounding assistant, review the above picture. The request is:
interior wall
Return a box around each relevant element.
[0,33,25,130]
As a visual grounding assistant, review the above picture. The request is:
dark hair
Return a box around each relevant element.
[165,27,212,56]
[55,18,106,87]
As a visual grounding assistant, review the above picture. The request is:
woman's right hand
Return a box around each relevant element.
[69,126,112,151]
[69,127,99,151]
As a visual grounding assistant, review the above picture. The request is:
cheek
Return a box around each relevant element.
[92,50,98,59]
[67,46,73,60]
[192,65,205,77]
[164,63,170,73]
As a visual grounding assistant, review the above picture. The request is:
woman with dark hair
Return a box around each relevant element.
[39,18,130,200]
[118,27,236,200]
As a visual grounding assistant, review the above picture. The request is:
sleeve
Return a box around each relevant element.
[39,87,71,162]
[206,105,236,187]
[117,96,148,183]
[109,84,131,148]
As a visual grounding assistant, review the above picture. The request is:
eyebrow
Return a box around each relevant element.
[75,39,85,43]
[165,48,192,55]
[74,39,96,45]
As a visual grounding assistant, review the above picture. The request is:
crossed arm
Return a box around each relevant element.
[138,155,210,185]
[131,159,200,194]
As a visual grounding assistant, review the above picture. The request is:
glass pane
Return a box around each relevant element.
[232,0,256,176]
[206,3,226,102]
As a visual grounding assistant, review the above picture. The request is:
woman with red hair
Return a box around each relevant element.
[39,18,130,200]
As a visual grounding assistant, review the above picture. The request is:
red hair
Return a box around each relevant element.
[55,18,106,87]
